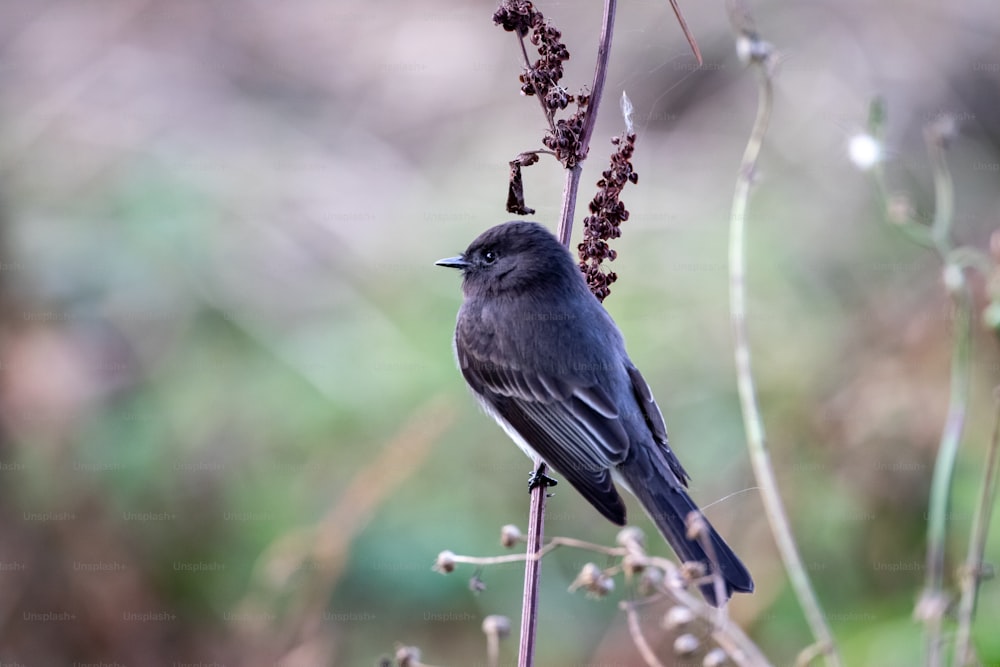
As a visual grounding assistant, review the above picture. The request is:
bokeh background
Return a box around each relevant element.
[0,0,999,665]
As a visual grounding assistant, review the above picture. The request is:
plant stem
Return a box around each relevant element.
[727,30,841,667]
[954,391,1000,666]
[557,0,616,247]
[922,277,972,667]
[919,116,967,667]
[622,602,668,667]
[517,465,548,667]
[517,35,557,134]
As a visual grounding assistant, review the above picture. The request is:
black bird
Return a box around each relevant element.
[436,221,753,605]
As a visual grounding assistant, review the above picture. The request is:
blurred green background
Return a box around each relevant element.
[0,0,998,665]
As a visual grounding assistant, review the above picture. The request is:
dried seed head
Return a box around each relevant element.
[638,565,664,597]
[492,0,537,37]
[663,605,695,630]
[572,562,601,588]
[704,647,729,667]
[616,526,646,551]
[680,560,707,583]
[433,550,456,574]
[569,562,615,598]
[622,552,649,577]
[685,511,709,541]
[395,645,421,666]
[469,573,487,593]
[500,524,522,548]
[578,132,637,301]
[482,614,511,639]
[674,633,700,656]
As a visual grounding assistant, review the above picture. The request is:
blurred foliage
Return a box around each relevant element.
[0,0,998,665]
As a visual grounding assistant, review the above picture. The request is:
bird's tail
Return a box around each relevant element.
[620,456,753,606]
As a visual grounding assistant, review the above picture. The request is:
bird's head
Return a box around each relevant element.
[435,221,576,297]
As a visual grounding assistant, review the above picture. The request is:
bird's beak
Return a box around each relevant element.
[435,255,469,270]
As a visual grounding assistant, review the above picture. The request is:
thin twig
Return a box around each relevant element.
[687,511,728,622]
[444,535,626,569]
[646,555,775,667]
[794,641,832,667]
[724,3,841,665]
[867,102,986,667]
[920,278,972,667]
[518,466,547,667]
[916,118,968,667]
[517,34,558,133]
[556,0,617,246]
[622,601,668,667]
[954,391,1000,666]
[666,0,703,65]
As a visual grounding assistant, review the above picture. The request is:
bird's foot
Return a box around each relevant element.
[528,465,558,492]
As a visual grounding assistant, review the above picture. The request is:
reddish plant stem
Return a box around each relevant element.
[556,0,617,247]
[517,465,548,667]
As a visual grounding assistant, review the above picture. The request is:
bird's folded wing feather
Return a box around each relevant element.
[458,344,630,525]
[626,363,689,485]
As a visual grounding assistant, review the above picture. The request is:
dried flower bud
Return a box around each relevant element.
[571,562,601,588]
[663,605,695,630]
[433,550,456,574]
[569,562,615,598]
[622,552,649,577]
[735,33,774,65]
[500,524,522,548]
[704,647,729,667]
[638,565,664,597]
[578,131,638,301]
[395,645,421,666]
[492,0,536,37]
[674,633,700,656]
[680,560,707,583]
[685,511,709,541]
[616,526,646,550]
[482,614,511,639]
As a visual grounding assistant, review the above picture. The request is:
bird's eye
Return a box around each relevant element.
[483,250,498,264]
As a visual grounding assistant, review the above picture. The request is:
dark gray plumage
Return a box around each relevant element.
[437,221,753,605]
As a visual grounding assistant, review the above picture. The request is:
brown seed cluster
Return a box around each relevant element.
[493,0,588,168]
[543,95,588,168]
[493,1,570,104]
[492,0,535,36]
[578,132,638,301]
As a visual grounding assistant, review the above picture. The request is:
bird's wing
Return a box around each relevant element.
[458,343,630,525]
[626,363,689,485]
